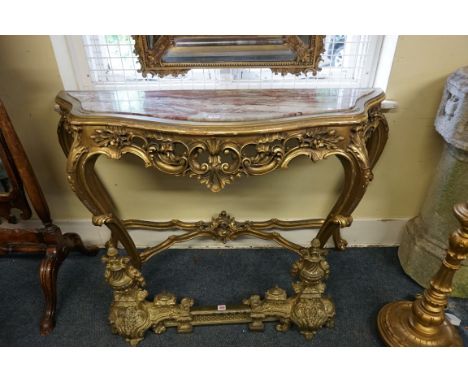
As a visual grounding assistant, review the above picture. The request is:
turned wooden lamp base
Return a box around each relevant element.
[377,300,462,347]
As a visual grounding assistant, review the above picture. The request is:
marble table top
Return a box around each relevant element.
[58,88,384,124]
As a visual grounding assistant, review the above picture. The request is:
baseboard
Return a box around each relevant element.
[6,218,408,249]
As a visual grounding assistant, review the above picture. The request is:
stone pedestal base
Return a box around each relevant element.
[398,67,468,298]
[399,216,468,298]
[398,144,468,297]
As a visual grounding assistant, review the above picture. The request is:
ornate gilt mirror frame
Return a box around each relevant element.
[133,35,325,78]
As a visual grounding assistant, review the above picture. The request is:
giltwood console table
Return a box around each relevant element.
[55,88,388,345]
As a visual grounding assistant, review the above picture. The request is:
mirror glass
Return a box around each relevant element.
[155,36,297,63]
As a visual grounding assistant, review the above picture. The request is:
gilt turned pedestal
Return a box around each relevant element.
[55,88,388,345]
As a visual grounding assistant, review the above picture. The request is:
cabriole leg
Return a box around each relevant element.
[316,116,388,249]
[316,153,366,249]
[39,245,66,335]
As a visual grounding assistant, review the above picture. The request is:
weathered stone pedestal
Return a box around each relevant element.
[398,67,468,298]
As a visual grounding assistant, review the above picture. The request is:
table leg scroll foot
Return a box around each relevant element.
[332,229,348,250]
[317,214,353,251]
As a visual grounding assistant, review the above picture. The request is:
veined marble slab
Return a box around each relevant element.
[62,88,383,123]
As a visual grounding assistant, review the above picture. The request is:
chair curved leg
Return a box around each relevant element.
[39,232,98,335]
[62,232,99,256]
[39,245,67,335]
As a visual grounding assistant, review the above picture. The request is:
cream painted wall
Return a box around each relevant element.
[0,35,467,222]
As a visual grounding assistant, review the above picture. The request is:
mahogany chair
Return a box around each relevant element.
[0,99,98,335]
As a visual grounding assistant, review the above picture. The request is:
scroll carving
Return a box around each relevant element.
[196,210,251,243]
[88,126,347,192]
[348,110,387,187]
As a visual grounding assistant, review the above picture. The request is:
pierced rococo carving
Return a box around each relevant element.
[88,126,348,192]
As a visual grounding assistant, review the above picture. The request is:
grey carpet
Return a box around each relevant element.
[0,247,466,346]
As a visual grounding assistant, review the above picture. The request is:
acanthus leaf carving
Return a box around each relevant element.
[290,239,335,339]
[88,126,347,192]
[147,140,188,173]
[188,139,242,192]
[91,127,132,148]
[301,129,344,150]
[196,210,251,243]
[348,124,374,187]
[365,107,388,141]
